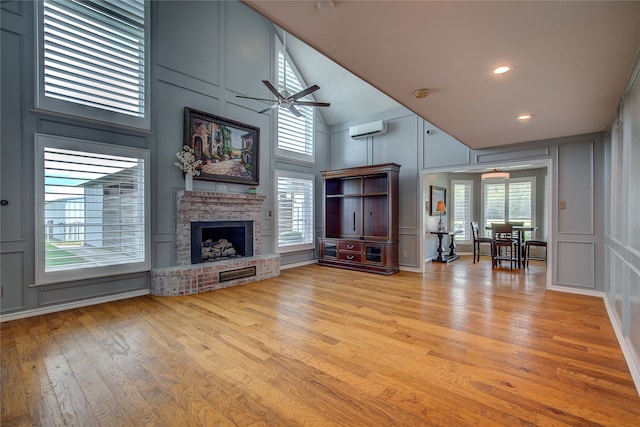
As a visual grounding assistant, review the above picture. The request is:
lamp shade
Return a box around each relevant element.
[435,200,446,212]
[481,169,510,180]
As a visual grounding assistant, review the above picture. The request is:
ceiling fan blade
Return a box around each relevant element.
[294,101,331,107]
[290,85,320,101]
[287,105,303,117]
[236,95,277,102]
[258,104,279,114]
[262,80,284,100]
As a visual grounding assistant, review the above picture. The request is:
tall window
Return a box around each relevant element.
[275,35,315,162]
[38,0,149,129]
[35,133,150,285]
[483,178,535,235]
[451,180,473,241]
[275,170,315,252]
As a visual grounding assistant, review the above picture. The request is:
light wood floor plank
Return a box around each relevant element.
[2,257,639,426]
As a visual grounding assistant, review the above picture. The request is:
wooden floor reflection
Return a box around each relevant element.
[2,256,638,426]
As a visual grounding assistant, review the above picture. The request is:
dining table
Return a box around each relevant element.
[485,225,538,268]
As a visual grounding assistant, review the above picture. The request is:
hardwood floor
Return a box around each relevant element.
[2,257,639,426]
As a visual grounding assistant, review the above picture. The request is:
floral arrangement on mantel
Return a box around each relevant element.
[174,145,203,176]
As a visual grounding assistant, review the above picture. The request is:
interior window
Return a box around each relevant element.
[275,35,315,162]
[38,0,149,129]
[275,170,315,252]
[35,133,150,285]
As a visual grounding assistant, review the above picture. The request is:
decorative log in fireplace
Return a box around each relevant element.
[191,221,253,264]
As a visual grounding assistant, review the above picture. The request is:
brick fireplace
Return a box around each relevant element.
[149,191,280,296]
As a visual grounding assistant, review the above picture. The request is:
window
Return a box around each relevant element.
[37,0,149,129]
[275,35,315,162]
[451,180,473,241]
[35,133,150,285]
[483,177,535,236]
[275,170,315,252]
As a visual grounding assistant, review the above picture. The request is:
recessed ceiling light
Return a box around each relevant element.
[316,0,335,13]
[518,114,532,120]
[413,88,430,99]
[493,66,510,75]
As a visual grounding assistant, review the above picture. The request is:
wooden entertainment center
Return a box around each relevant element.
[318,163,400,275]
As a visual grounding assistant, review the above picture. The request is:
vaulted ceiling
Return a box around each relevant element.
[243,1,640,149]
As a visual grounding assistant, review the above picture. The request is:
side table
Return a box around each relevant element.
[430,230,461,263]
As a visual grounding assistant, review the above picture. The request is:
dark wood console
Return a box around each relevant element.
[318,163,400,275]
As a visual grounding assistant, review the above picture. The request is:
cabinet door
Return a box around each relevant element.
[364,245,384,264]
[339,197,362,237]
[363,195,388,238]
[321,241,337,258]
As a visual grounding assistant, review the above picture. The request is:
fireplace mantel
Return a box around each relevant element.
[149,190,279,296]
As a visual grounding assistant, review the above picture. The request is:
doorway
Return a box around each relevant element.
[419,159,553,289]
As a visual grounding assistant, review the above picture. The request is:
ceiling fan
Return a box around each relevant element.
[236,32,330,118]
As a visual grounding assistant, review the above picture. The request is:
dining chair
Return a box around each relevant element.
[524,240,547,267]
[471,221,492,263]
[507,221,525,262]
[491,223,518,270]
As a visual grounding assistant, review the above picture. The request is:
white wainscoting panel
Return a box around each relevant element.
[556,241,595,288]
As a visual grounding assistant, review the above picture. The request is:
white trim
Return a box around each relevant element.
[273,32,315,163]
[281,259,317,269]
[274,169,315,253]
[400,265,422,273]
[0,289,149,323]
[547,285,604,298]
[450,179,473,242]
[34,133,151,285]
[603,294,640,396]
[35,0,151,130]
[547,285,640,396]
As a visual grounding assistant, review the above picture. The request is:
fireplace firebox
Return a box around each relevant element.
[191,221,253,264]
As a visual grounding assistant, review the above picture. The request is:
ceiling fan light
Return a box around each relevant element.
[481,169,510,180]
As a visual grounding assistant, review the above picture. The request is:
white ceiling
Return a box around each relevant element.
[243,1,640,149]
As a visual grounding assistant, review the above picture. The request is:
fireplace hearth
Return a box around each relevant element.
[149,191,280,296]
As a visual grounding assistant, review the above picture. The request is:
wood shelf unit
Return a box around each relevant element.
[318,163,400,275]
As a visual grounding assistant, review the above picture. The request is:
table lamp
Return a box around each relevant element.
[435,200,446,231]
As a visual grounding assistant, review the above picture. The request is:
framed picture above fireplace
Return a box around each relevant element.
[183,107,259,185]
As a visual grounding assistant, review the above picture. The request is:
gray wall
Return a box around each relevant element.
[420,127,605,292]
[328,108,422,268]
[330,107,603,285]
[603,54,640,386]
[0,0,328,315]
[430,167,548,257]
[0,2,634,385]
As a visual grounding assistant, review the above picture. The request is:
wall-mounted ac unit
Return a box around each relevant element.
[349,120,387,139]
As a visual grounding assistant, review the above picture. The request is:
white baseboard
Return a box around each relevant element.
[281,259,317,270]
[547,285,605,298]
[548,285,639,396]
[0,289,150,323]
[602,295,640,396]
[399,265,422,273]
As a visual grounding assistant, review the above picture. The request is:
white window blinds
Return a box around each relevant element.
[483,182,506,231]
[483,178,535,234]
[276,171,315,252]
[276,46,314,159]
[41,0,146,121]
[35,134,150,285]
[508,181,533,226]
[451,180,472,240]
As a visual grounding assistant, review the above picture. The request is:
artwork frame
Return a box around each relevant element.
[183,107,259,185]
[429,185,446,216]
